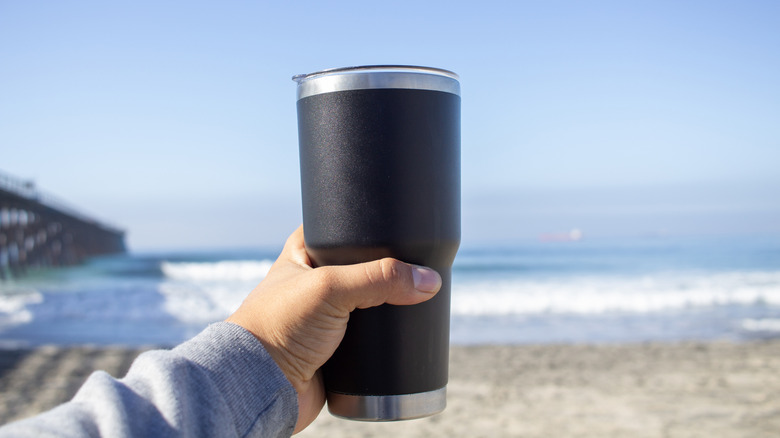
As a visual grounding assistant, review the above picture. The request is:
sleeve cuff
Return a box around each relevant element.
[173,321,298,437]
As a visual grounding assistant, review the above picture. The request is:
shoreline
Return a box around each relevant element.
[2,341,779,437]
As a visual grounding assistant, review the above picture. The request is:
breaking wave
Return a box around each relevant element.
[160,260,273,282]
[451,270,780,316]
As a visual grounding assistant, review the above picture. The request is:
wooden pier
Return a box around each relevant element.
[0,171,125,280]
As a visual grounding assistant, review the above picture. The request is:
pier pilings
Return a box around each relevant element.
[0,172,125,280]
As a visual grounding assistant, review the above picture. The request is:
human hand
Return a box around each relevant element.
[225,226,442,433]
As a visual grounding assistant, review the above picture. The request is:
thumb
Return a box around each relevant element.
[318,258,442,312]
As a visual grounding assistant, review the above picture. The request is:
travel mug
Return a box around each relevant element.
[293,65,460,421]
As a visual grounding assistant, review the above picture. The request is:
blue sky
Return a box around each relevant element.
[2,1,779,250]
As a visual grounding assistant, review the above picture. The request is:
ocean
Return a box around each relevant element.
[1,234,779,348]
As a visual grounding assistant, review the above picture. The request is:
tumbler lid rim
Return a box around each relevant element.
[293,65,459,82]
[293,65,460,99]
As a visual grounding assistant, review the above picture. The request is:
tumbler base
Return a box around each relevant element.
[326,387,446,421]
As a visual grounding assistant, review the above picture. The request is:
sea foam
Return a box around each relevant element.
[158,259,274,323]
[161,260,273,282]
[0,290,42,328]
[742,318,780,332]
[451,270,780,316]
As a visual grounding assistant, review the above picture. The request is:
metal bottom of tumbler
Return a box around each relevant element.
[326,387,447,421]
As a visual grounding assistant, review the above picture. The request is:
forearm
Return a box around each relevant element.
[0,322,298,438]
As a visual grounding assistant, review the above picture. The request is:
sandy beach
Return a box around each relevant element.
[1,342,778,437]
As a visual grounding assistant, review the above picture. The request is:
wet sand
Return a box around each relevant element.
[1,342,779,437]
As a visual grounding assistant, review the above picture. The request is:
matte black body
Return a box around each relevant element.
[297,87,460,396]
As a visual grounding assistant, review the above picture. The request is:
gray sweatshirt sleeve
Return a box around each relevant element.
[0,322,298,438]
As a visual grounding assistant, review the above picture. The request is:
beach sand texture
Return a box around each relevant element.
[1,342,778,437]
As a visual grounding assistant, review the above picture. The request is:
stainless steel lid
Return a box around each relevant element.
[293,65,460,100]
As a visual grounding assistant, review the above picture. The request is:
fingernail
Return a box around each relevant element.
[411,265,442,293]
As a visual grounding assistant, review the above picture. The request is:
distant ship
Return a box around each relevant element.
[540,228,583,242]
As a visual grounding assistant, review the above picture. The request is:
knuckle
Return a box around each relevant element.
[377,258,405,284]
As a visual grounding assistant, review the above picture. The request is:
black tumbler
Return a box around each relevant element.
[293,65,460,421]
